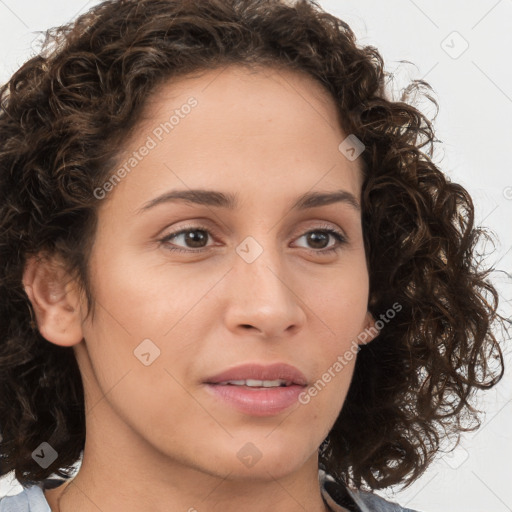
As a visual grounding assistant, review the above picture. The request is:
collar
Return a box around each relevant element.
[319,468,372,512]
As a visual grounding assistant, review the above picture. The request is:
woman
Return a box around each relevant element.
[0,0,506,511]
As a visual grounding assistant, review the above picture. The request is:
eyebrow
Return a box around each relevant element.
[136,188,360,214]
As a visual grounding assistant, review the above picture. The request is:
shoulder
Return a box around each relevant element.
[0,483,50,512]
[319,468,423,512]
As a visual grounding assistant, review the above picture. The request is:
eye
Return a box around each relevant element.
[293,225,347,255]
[158,223,347,255]
[159,224,214,253]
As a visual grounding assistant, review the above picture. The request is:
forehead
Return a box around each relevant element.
[99,64,363,216]
[146,63,339,119]
[136,63,346,153]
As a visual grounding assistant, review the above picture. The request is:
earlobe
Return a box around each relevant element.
[22,253,84,347]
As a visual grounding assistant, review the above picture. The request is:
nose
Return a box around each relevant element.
[222,239,307,339]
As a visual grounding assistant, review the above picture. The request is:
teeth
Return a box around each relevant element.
[221,379,289,387]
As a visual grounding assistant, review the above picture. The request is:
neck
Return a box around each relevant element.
[48,460,332,512]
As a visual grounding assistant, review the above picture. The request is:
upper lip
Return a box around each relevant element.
[205,363,308,386]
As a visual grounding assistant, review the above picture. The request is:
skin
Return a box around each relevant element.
[23,64,378,512]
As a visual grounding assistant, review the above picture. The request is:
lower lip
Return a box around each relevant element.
[204,383,305,416]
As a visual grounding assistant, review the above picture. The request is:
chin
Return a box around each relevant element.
[211,435,316,481]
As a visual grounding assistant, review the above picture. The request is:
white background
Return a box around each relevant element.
[0,1,511,511]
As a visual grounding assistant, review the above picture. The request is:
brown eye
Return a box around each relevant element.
[294,227,347,255]
[160,226,214,253]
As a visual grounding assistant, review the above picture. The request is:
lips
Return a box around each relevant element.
[203,363,308,416]
[205,362,308,387]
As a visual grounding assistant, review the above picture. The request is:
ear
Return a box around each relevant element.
[356,311,380,346]
[22,253,84,347]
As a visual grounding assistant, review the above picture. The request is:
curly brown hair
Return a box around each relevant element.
[0,0,506,492]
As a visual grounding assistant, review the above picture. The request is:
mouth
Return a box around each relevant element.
[204,362,308,387]
[203,363,308,416]
[214,379,293,388]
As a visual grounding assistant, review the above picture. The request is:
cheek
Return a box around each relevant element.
[79,283,196,432]
[306,258,370,333]
[80,245,215,407]
[295,353,357,449]
[298,259,369,413]
[88,243,207,342]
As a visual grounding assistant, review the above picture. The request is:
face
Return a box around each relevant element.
[58,65,375,480]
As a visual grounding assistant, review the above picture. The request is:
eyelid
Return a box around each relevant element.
[159,221,220,242]
[159,218,346,238]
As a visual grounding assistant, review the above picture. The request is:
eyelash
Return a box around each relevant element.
[158,223,347,256]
